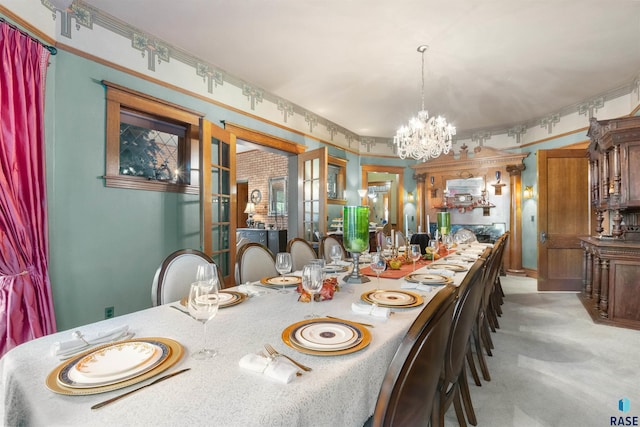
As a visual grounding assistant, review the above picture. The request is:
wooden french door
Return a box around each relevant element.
[298,147,328,243]
[201,119,236,286]
[537,149,589,291]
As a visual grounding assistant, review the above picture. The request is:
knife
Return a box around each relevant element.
[91,368,191,410]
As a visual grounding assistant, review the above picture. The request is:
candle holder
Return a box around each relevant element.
[342,206,371,284]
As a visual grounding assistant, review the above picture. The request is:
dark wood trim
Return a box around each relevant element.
[224,123,305,155]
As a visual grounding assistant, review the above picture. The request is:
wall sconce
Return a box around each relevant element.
[429,176,438,198]
[407,192,414,202]
[492,170,506,195]
[524,186,534,199]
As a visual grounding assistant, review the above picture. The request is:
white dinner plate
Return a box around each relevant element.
[60,340,167,388]
[405,273,452,285]
[368,290,417,306]
[293,322,359,350]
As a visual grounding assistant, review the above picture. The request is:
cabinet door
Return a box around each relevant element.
[621,141,640,207]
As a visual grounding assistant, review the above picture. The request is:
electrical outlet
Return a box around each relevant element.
[531,215,535,222]
[105,306,114,319]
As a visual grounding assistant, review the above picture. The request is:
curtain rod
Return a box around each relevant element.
[0,17,57,55]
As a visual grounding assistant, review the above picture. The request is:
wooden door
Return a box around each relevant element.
[537,149,589,291]
[298,147,327,243]
[201,119,236,286]
[237,182,248,227]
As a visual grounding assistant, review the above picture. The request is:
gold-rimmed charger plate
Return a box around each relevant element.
[282,318,371,356]
[361,290,424,309]
[260,275,302,288]
[180,290,247,309]
[46,337,183,395]
[404,273,453,285]
[426,263,468,272]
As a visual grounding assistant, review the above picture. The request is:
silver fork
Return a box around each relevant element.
[264,344,312,372]
[260,351,302,376]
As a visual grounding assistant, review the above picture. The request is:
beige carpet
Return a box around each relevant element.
[445,276,640,427]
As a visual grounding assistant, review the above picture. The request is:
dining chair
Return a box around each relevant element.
[151,249,224,306]
[372,284,458,427]
[433,255,488,427]
[235,242,278,284]
[318,235,347,263]
[286,238,318,271]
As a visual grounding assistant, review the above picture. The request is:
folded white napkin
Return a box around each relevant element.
[351,302,391,318]
[425,268,455,277]
[238,283,267,297]
[51,325,130,357]
[401,281,442,292]
[238,354,298,384]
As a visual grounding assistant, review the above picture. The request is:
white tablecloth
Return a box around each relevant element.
[0,263,468,427]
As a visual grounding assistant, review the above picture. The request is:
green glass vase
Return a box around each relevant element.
[437,212,451,236]
[342,206,371,284]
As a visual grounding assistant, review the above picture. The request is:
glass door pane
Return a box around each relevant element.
[297,148,327,244]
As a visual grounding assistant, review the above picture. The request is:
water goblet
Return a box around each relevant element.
[409,244,421,271]
[301,264,323,319]
[370,253,386,290]
[196,263,216,286]
[275,252,293,294]
[187,280,219,359]
[329,245,342,266]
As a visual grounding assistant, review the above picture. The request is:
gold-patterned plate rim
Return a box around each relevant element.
[360,289,424,308]
[260,275,302,287]
[180,290,247,308]
[281,317,371,356]
[46,337,183,395]
[404,273,453,285]
[426,263,469,272]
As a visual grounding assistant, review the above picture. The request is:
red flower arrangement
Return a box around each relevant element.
[296,277,340,302]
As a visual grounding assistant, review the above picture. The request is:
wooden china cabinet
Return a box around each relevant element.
[580,116,640,330]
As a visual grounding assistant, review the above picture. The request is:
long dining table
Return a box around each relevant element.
[0,247,484,427]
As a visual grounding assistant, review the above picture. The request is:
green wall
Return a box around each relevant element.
[45,51,310,331]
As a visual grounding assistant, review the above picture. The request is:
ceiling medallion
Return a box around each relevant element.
[393,45,456,162]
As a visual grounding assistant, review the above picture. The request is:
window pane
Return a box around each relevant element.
[217,251,229,277]
[220,197,230,222]
[304,180,311,200]
[304,160,312,180]
[221,170,230,194]
[211,225,220,251]
[221,142,230,168]
[210,137,220,165]
[211,169,220,194]
[119,110,185,182]
[211,197,220,222]
[220,224,230,248]
[312,158,319,179]
[312,179,319,199]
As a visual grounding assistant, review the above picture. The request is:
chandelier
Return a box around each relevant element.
[393,45,456,162]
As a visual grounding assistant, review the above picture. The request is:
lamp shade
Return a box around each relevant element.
[244,202,256,214]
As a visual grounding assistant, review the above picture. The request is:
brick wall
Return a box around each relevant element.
[237,150,288,228]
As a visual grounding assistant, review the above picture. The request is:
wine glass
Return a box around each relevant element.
[409,244,421,271]
[329,245,342,266]
[196,263,216,286]
[370,252,386,290]
[187,280,219,359]
[443,234,454,253]
[275,252,292,294]
[301,264,323,319]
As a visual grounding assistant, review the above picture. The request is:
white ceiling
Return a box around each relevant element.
[82,0,640,140]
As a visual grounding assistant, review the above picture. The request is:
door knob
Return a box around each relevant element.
[540,231,547,243]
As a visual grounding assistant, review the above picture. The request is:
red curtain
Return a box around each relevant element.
[0,22,57,357]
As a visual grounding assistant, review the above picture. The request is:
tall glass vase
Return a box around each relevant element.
[343,206,371,284]
[437,211,451,236]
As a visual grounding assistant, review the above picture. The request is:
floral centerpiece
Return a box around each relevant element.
[297,277,339,302]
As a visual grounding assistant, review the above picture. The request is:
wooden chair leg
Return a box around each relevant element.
[452,387,467,427]
[474,323,492,381]
[466,345,481,386]
[459,365,478,425]
[482,317,494,354]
